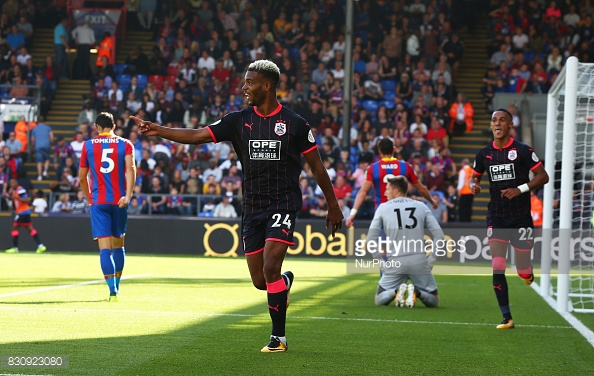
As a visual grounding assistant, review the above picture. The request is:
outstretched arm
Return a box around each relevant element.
[413,181,438,209]
[303,148,343,236]
[132,116,214,145]
[345,180,372,227]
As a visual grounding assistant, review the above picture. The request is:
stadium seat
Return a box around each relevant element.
[381,100,395,110]
[381,80,396,92]
[165,75,177,88]
[137,74,148,89]
[166,65,179,77]
[289,47,301,62]
[116,74,131,91]
[362,100,379,114]
[383,91,395,102]
[148,75,164,90]
[114,64,128,76]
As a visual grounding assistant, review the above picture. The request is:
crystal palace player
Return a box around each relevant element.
[4,178,46,254]
[346,138,436,228]
[133,60,342,352]
[471,108,548,329]
[79,112,136,302]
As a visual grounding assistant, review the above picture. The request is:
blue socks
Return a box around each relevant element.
[112,247,125,291]
[100,249,117,294]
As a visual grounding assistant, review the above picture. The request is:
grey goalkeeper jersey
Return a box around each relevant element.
[366,197,444,259]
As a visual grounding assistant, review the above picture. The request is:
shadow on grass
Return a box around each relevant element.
[2,274,591,376]
[1,274,368,375]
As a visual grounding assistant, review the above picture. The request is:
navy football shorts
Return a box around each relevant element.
[242,210,297,256]
[486,215,534,251]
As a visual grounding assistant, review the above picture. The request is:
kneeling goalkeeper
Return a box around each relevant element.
[367,176,443,308]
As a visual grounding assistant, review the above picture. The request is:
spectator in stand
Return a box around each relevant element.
[53,18,69,79]
[9,76,28,97]
[440,33,464,81]
[77,100,97,127]
[490,42,513,69]
[211,194,236,218]
[166,187,183,215]
[6,25,25,52]
[16,15,33,46]
[396,73,413,103]
[51,193,72,213]
[547,46,563,73]
[67,131,83,161]
[70,190,88,214]
[333,175,352,200]
[4,132,22,161]
[146,176,166,214]
[137,0,157,30]
[448,93,474,137]
[54,136,74,172]
[363,73,384,101]
[424,163,446,193]
[71,20,95,80]
[31,189,48,214]
[426,116,448,147]
[31,118,53,181]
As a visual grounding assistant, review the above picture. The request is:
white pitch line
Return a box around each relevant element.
[0,305,571,329]
[530,282,594,348]
[0,274,151,299]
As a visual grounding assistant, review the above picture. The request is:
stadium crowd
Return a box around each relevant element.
[0,0,581,222]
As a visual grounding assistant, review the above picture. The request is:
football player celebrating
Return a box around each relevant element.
[471,108,549,329]
[133,60,342,352]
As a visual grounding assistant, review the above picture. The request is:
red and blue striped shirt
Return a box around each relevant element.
[80,133,134,205]
[365,157,420,208]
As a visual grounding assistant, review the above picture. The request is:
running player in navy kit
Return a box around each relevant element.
[471,108,548,329]
[133,60,343,351]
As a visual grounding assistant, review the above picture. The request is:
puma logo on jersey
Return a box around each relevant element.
[244,123,253,130]
[486,155,493,160]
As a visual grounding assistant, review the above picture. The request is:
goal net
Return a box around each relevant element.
[543,56,594,313]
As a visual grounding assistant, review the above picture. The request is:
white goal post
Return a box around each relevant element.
[543,56,594,313]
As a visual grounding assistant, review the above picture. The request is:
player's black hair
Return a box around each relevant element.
[387,175,408,195]
[377,138,395,156]
[247,60,280,86]
[493,108,513,122]
[95,112,115,130]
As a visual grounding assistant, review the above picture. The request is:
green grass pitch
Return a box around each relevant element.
[0,253,593,375]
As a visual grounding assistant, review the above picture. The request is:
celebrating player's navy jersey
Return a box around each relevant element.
[80,134,134,205]
[207,104,317,213]
[472,138,542,218]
